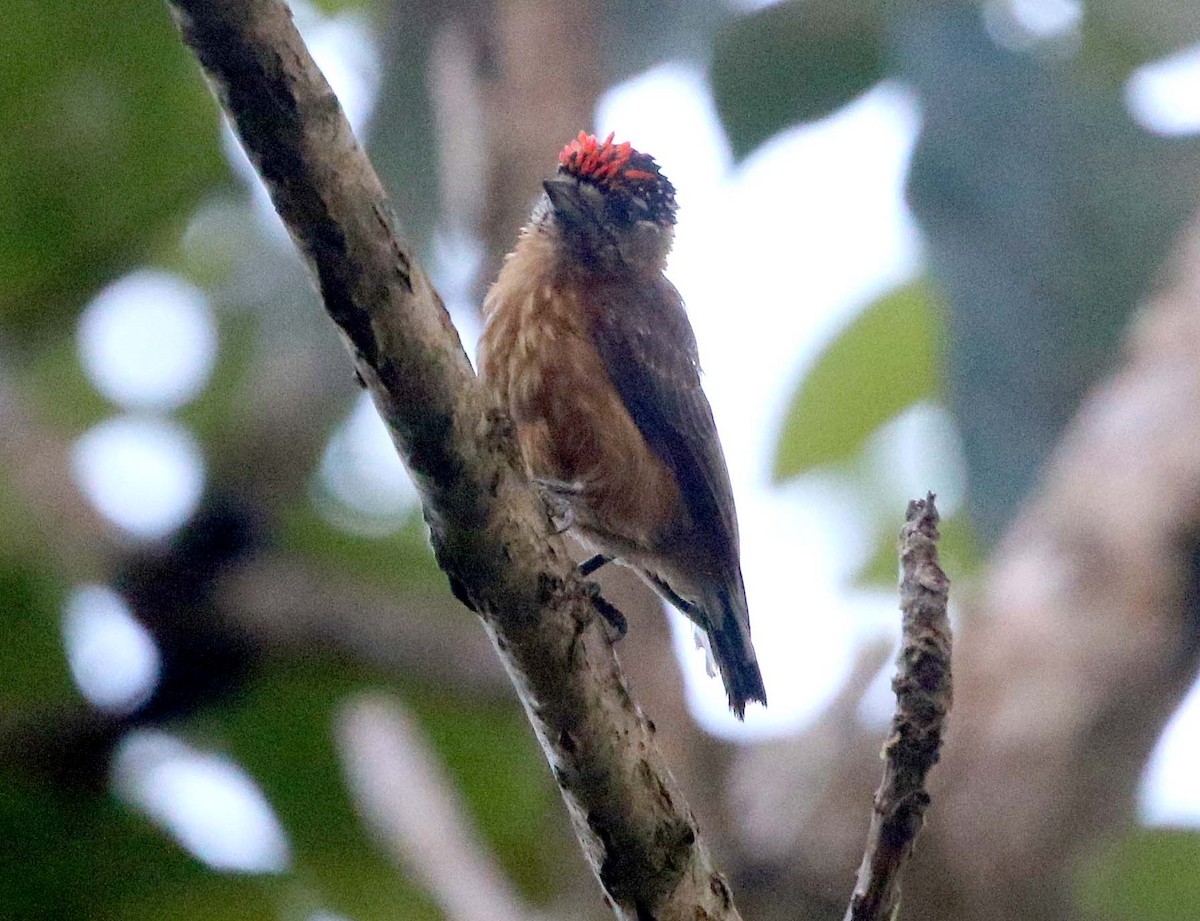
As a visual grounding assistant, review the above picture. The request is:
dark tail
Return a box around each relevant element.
[705,584,766,720]
[641,567,766,718]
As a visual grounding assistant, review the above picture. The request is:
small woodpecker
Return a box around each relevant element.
[479,132,766,718]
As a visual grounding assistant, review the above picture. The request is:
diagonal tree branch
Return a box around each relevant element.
[844,494,951,921]
[165,1,743,917]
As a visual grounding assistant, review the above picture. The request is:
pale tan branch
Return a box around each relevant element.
[337,693,536,921]
[216,555,512,695]
[918,216,1200,921]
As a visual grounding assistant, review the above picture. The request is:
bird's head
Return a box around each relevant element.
[539,132,677,275]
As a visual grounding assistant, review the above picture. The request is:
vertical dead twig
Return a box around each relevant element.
[844,493,952,921]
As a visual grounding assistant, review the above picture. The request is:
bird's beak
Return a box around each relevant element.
[542,177,593,225]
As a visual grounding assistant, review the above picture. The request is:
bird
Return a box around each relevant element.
[478,131,766,718]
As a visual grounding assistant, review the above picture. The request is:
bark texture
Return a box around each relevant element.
[845,495,951,921]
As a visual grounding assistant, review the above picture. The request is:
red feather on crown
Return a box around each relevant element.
[559,132,660,188]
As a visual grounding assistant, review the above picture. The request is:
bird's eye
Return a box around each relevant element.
[609,194,652,229]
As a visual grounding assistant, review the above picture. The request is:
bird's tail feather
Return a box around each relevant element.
[641,568,766,718]
[706,584,766,720]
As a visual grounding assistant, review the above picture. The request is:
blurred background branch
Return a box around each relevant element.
[337,693,535,921]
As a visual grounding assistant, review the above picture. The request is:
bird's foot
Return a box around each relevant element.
[578,553,611,577]
[532,476,583,534]
[584,581,628,640]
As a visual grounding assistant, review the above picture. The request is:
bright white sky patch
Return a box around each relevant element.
[1142,674,1200,824]
[114,731,292,874]
[857,641,901,727]
[317,392,420,535]
[72,415,205,540]
[983,0,1081,50]
[431,230,486,368]
[597,68,922,737]
[77,270,217,410]
[1005,0,1081,37]
[221,0,381,240]
[62,584,160,713]
[299,6,381,135]
[864,403,967,518]
[1126,42,1200,136]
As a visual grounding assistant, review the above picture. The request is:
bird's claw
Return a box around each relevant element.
[533,476,582,533]
[586,582,628,641]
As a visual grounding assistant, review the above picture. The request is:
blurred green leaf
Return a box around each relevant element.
[207,661,441,921]
[309,0,376,12]
[280,504,445,596]
[0,563,72,710]
[852,507,981,589]
[1079,828,1200,921]
[0,468,78,716]
[407,684,566,900]
[18,339,110,432]
[1084,1,1200,78]
[0,771,281,921]
[177,311,259,445]
[280,498,446,594]
[112,882,283,921]
[710,0,887,160]
[206,659,562,916]
[0,0,228,349]
[773,279,942,482]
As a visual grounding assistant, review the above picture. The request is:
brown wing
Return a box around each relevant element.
[583,276,740,565]
[584,276,766,716]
